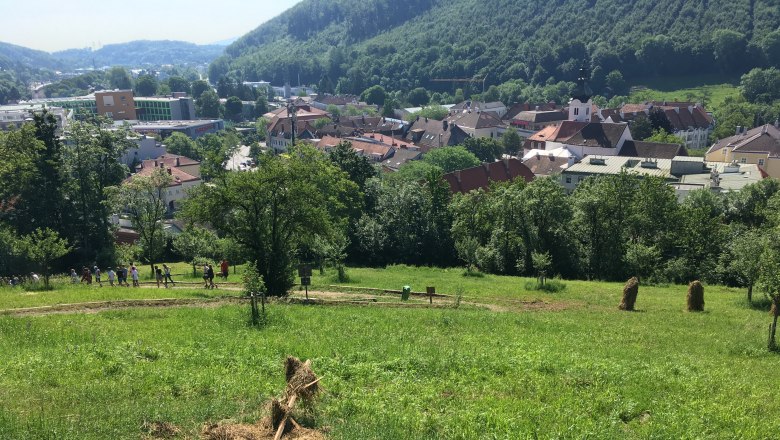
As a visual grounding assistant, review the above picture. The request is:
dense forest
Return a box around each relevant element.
[212,0,780,96]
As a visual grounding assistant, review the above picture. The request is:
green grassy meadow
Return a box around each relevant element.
[1,265,779,439]
[629,74,741,113]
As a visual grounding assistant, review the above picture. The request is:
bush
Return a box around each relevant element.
[524,278,566,293]
[462,270,485,278]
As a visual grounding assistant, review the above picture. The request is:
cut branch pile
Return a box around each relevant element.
[202,356,324,440]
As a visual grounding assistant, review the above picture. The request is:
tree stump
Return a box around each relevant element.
[619,277,639,311]
[687,280,705,312]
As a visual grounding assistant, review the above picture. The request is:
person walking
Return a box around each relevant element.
[155,266,165,288]
[117,265,126,287]
[162,264,175,286]
[220,259,229,280]
[80,267,92,285]
[107,267,116,287]
[94,266,103,287]
[70,269,78,284]
[131,266,139,287]
[207,264,216,289]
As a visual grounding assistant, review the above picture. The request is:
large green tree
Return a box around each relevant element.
[422,146,481,172]
[135,75,159,97]
[181,146,359,296]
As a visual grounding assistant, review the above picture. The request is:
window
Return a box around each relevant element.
[574,108,579,116]
[759,159,765,166]
[565,176,572,184]
[585,108,589,115]
[740,157,747,164]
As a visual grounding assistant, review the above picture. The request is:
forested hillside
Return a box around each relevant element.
[54,40,224,68]
[212,0,780,96]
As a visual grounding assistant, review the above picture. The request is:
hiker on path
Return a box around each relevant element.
[117,265,126,286]
[220,259,229,280]
[155,266,165,288]
[80,267,92,285]
[70,269,78,284]
[162,264,175,286]
[131,266,139,287]
[94,266,102,287]
[203,263,210,288]
[107,267,116,287]
[207,264,216,289]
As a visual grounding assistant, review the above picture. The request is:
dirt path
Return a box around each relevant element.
[0,288,573,317]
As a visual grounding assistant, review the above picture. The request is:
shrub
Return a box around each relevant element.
[619,277,639,311]
[687,280,705,312]
[524,278,566,293]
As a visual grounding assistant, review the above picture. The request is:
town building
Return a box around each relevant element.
[442,158,535,194]
[705,124,780,178]
[403,117,470,153]
[127,119,225,139]
[445,109,507,139]
[130,154,202,212]
[316,134,404,162]
[450,101,508,118]
[618,101,714,149]
[135,94,195,121]
[95,90,137,120]
[0,103,70,131]
[561,155,764,197]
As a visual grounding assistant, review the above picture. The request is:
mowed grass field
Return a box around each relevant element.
[1,265,779,439]
[629,74,741,113]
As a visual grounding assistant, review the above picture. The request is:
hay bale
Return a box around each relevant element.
[687,280,705,312]
[619,277,639,311]
[285,357,320,400]
[269,399,289,433]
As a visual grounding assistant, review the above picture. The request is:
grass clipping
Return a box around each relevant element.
[619,277,639,311]
[202,356,324,440]
[687,280,705,312]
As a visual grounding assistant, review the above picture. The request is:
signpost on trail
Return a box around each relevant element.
[298,264,312,300]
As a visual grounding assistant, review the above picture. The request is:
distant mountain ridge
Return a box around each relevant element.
[0,39,223,71]
[211,0,780,96]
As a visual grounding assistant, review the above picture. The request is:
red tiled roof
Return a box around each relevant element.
[443,159,535,194]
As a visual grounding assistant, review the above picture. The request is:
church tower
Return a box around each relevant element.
[568,65,593,122]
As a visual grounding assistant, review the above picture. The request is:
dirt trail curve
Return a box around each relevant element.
[0,287,571,317]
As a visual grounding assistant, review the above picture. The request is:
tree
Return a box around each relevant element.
[382,96,399,117]
[108,167,172,276]
[135,75,159,97]
[463,137,504,163]
[406,105,449,122]
[63,121,133,263]
[761,30,780,68]
[407,87,430,107]
[167,76,191,94]
[643,128,685,145]
[243,261,267,326]
[630,115,653,140]
[173,226,220,276]
[712,29,747,73]
[649,108,673,134]
[740,68,780,104]
[180,146,359,296]
[255,117,269,142]
[604,70,628,96]
[728,228,765,302]
[107,67,132,90]
[361,85,387,106]
[254,94,269,118]
[502,128,522,157]
[531,251,553,285]
[455,236,480,273]
[191,80,211,99]
[164,132,201,160]
[224,96,244,122]
[422,146,480,172]
[328,141,377,190]
[758,233,780,350]
[16,228,71,290]
[197,90,221,118]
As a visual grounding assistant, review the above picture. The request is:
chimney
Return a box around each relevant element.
[166,168,172,175]
[175,157,180,167]
[736,126,742,136]
[154,160,158,167]
[443,120,449,131]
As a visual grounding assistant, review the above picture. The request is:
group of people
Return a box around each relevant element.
[202,260,230,289]
[154,264,176,288]
[72,265,140,287]
[2,273,38,287]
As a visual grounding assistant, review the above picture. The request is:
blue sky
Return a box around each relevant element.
[0,0,304,52]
